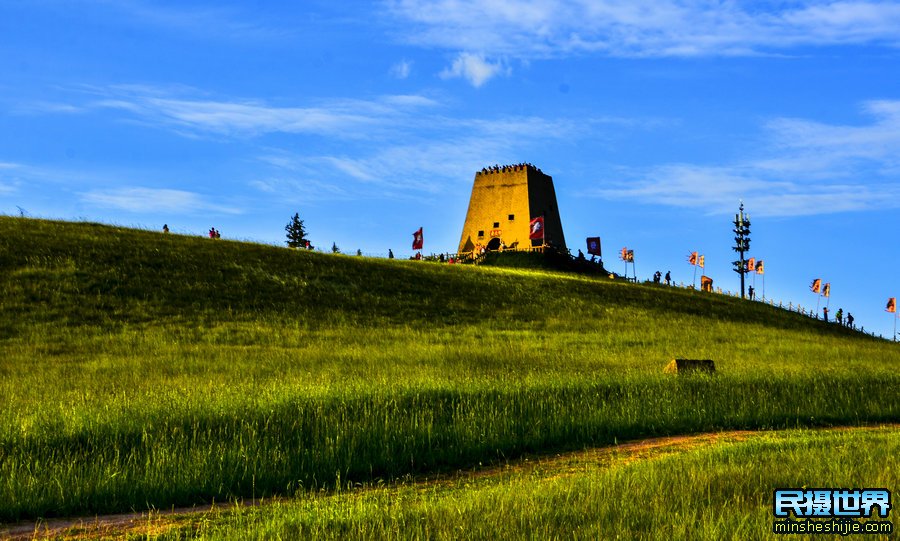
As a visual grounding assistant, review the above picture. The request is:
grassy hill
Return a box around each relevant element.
[0,217,898,522]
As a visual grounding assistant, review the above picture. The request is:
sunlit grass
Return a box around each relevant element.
[154,427,900,540]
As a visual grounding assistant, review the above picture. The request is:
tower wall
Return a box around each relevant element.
[457,164,567,254]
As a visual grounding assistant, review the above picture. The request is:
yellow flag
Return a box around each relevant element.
[698,255,705,268]
[888,298,897,313]
[810,278,821,294]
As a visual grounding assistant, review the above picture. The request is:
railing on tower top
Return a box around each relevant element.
[451,244,547,265]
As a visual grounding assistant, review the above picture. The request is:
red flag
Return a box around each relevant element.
[810,278,821,294]
[586,237,602,256]
[412,227,423,250]
[822,283,830,298]
[747,258,756,272]
[620,247,628,261]
[887,298,897,313]
[688,252,697,265]
[529,216,544,240]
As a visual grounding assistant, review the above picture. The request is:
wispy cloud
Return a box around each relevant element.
[252,115,584,199]
[249,177,353,202]
[80,187,242,214]
[385,0,900,60]
[63,85,441,138]
[390,60,413,79]
[439,53,509,87]
[0,162,22,194]
[594,100,900,216]
[79,0,293,41]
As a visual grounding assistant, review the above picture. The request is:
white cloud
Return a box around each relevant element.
[248,178,351,202]
[253,115,580,199]
[595,164,894,217]
[593,100,900,216]
[0,163,22,194]
[80,187,241,214]
[79,87,440,138]
[439,53,509,87]
[390,60,413,79]
[385,0,900,58]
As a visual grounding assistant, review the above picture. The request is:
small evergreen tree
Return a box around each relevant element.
[332,242,340,254]
[284,212,307,248]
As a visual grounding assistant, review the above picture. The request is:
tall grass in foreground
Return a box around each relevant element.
[2,373,898,521]
[161,428,900,540]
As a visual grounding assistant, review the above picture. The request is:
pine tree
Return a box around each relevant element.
[284,212,307,248]
[331,242,340,254]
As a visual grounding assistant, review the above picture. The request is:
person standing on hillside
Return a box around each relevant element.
[163,224,169,233]
[665,271,671,286]
[748,285,755,301]
[388,249,394,259]
[847,313,854,329]
[836,308,843,325]
[823,306,829,322]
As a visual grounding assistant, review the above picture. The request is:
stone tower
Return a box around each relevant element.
[458,163,567,254]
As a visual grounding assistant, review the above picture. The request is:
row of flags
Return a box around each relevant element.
[809,278,831,298]
[746,258,765,274]
[412,225,895,333]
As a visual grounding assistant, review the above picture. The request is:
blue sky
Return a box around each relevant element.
[1,0,899,338]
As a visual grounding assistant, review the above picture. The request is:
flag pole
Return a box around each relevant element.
[692,260,697,289]
[815,293,821,319]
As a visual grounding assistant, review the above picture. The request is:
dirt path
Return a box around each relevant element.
[3,424,897,540]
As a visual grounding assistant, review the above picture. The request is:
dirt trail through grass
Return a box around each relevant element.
[4,424,897,540]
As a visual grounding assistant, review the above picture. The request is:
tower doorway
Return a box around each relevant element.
[486,237,501,251]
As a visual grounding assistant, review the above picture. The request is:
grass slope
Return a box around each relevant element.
[0,217,898,521]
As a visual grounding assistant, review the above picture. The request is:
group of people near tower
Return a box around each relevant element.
[824,307,854,328]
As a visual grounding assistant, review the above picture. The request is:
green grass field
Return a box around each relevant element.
[1,217,898,534]
[154,427,899,540]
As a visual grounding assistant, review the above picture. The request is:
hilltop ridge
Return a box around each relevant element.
[0,217,874,341]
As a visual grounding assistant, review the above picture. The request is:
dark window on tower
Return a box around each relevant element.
[508,214,515,220]
[493,222,500,228]
[478,230,484,237]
